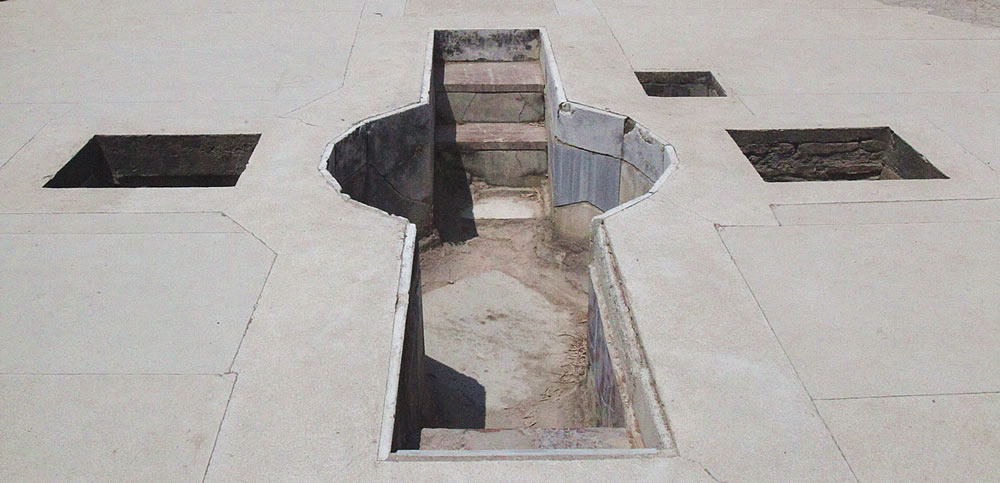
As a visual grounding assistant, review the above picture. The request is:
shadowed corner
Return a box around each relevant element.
[422,356,487,431]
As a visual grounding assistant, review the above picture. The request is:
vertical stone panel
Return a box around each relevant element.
[551,142,621,211]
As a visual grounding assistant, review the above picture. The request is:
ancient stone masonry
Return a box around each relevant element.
[326,104,435,233]
[728,127,948,182]
[634,71,727,97]
[45,134,260,188]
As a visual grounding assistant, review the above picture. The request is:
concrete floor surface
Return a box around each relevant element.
[1,0,998,480]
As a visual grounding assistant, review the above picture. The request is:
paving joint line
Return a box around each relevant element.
[282,0,368,119]
[714,225,859,482]
[816,390,1000,401]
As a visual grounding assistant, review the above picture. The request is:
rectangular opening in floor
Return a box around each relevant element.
[727,127,948,182]
[44,134,261,188]
[634,71,726,97]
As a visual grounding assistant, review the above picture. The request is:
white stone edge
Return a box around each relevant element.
[377,222,418,461]
[596,225,678,453]
[539,28,567,107]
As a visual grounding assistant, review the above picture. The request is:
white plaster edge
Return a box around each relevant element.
[419,29,434,104]
[377,222,418,461]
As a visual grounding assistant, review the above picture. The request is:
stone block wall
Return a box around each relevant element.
[325,104,435,234]
[728,127,948,182]
[587,286,626,428]
[433,29,540,62]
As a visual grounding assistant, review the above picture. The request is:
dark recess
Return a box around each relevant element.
[635,71,727,97]
[727,127,948,182]
[45,134,261,188]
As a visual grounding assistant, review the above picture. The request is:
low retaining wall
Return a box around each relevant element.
[539,32,678,240]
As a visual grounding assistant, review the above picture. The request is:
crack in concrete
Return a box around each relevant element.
[203,372,239,483]
[679,456,724,482]
[816,390,1000,401]
[0,112,62,174]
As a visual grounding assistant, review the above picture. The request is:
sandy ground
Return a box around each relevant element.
[419,218,595,430]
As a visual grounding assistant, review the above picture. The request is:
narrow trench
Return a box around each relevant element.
[327,29,644,453]
[407,31,627,452]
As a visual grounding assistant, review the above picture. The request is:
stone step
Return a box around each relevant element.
[436,91,544,124]
[436,123,547,151]
[439,150,547,188]
[437,61,544,93]
[467,187,543,220]
[418,427,633,451]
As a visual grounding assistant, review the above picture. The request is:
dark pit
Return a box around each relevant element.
[635,71,726,97]
[45,134,261,188]
[727,127,948,182]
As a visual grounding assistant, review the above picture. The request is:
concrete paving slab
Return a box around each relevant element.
[405,0,556,15]
[602,219,854,480]
[721,222,1000,398]
[0,104,68,170]
[0,212,245,234]
[0,220,274,374]
[773,198,1000,224]
[816,393,1000,480]
[0,374,234,481]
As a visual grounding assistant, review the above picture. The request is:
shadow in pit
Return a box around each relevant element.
[433,142,478,243]
[423,356,486,430]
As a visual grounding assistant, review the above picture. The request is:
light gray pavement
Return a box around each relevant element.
[1,0,998,480]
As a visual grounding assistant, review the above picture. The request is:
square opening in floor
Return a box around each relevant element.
[44,134,261,188]
[727,127,948,182]
[634,71,726,97]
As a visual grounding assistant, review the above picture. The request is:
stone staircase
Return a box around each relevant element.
[434,60,548,225]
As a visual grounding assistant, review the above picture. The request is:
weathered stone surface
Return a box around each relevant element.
[860,139,889,152]
[588,288,626,428]
[45,134,260,188]
[554,103,625,158]
[365,166,433,229]
[798,142,859,156]
[433,29,541,62]
[365,104,433,178]
[435,92,544,123]
[551,142,620,211]
[623,120,665,180]
[438,61,544,93]
[619,161,653,205]
[419,427,632,450]
[635,71,727,97]
[331,126,367,181]
[328,104,434,232]
[553,201,602,242]
[436,122,547,150]
[439,149,547,187]
[728,127,947,182]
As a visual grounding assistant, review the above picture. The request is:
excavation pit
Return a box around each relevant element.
[728,127,948,182]
[45,134,260,188]
[327,28,676,459]
[635,71,727,97]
